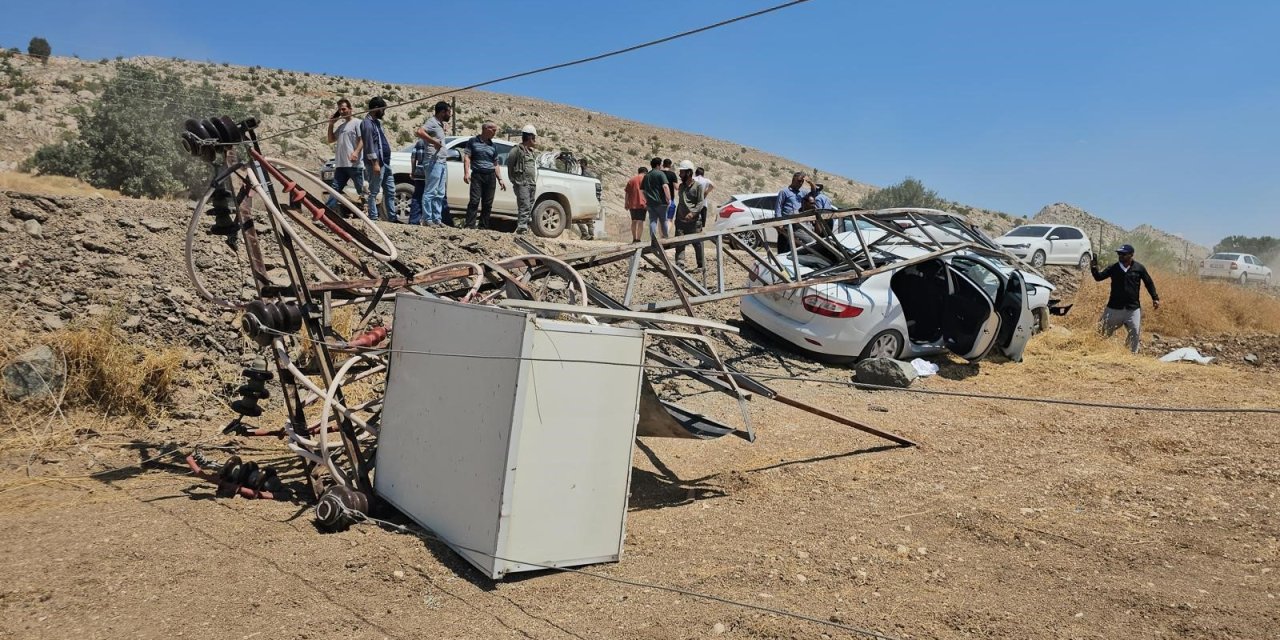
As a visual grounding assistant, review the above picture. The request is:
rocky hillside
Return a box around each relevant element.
[0,52,1197,253]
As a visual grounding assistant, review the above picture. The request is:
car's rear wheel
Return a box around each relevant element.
[1078,252,1091,269]
[393,182,415,218]
[1240,273,1248,285]
[859,329,904,361]
[1030,250,1046,268]
[532,199,567,238]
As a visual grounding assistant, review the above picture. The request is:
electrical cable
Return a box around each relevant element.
[336,504,901,640]
[259,326,1280,415]
[245,0,814,145]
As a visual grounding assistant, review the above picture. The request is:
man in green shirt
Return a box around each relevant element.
[674,160,708,269]
[641,157,671,239]
[505,124,539,234]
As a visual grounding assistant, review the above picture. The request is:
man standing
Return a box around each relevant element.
[775,171,807,218]
[505,124,539,235]
[360,96,399,223]
[624,167,647,243]
[774,171,808,252]
[324,98,364,212]
[462,122,506,229]
[575,157,597,239]
[641,157,671,239]
[407,138,428,225]
[673,160,707,270]
[661,159,679,237]
[693,167,715,204]
[414,101,451,227]
[1090,243,1161,353]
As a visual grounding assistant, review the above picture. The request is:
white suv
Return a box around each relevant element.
[995,224,1092,268]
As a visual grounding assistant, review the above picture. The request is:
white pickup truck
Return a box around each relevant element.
[394,137,601,238]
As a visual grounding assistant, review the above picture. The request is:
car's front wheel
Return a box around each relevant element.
[532,199,567,238]
[393,182,415,218]
[859,329,904,361]
[1030,250,1047,268]
[1032,306,1050,334]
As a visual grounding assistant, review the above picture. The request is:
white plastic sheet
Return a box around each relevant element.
[910,358,939,377]
[1158,347,1215,365]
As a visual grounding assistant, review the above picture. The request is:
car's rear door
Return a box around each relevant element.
[940,264,1001,361]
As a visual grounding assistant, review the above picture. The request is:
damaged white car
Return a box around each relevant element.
[741,211,1056,363]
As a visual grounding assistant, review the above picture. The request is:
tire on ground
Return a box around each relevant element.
[532,198,568,238]
[858,329,903,361]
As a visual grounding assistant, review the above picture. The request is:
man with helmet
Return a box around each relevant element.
[505,124,539,235]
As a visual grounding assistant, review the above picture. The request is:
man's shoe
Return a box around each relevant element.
[514,226,529,235]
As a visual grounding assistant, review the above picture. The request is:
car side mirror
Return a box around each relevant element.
[1048,235,1060,240]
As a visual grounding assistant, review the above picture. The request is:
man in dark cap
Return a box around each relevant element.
[1090,243,1161,353]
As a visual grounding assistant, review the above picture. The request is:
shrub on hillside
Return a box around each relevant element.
[23,64,243,199]
[858,177,946,210]
[27,37,51,63]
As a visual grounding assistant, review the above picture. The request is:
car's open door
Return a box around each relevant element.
[995,270,1034,362]
[941,266,1002,362]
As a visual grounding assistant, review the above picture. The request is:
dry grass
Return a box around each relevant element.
[0,171,124,199]
[1062,271,1280,337]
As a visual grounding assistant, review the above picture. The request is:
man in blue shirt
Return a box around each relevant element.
[774,171,807,219]
[461,122,507,229]
[360,96,399,223]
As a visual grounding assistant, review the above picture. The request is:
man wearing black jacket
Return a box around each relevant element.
[1090,243,1161,353]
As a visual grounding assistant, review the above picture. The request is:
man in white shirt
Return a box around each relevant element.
[324,98,364,211]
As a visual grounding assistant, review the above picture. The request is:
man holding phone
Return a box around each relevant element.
[324,98,364,212]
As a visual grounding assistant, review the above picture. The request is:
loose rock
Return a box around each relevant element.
[853,358,918,388]
[3,345,66,401]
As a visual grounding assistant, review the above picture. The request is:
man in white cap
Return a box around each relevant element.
[673,160,708,270]
[505,124,539,234]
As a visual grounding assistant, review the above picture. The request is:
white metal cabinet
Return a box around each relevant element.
[375,296,646,579]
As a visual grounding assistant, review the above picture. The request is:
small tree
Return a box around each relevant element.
[27,37,51,63]
[25,64,243,198]
[857,177,946,210]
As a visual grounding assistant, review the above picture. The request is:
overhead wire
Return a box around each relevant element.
[245,0,815,145]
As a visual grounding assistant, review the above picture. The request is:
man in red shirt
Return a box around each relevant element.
[624,166,648,242]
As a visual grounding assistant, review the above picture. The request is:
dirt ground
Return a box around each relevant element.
[2,192,1279,639]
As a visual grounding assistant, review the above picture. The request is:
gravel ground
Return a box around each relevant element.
[2,190,1278,639]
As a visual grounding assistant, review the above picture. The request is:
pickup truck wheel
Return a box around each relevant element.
[532,199,567,238]
[393,183,415,219]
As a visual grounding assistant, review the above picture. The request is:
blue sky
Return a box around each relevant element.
[3,0,1277,246]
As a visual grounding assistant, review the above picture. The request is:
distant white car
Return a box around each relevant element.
[712,192,780,246]
[995,224,1093,269]
[1198,252,1272,285]
[740,231,1051,364]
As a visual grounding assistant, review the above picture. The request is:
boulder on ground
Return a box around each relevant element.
[3,345,66,401]
[853,357,918,388]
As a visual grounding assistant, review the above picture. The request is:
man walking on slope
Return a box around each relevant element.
[360,97,400,223]
[505,124,539,234]
[1090,243,1161,353]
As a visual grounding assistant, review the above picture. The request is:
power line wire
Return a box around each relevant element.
[248,0,814,145]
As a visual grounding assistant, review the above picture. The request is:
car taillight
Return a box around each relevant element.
[1230,262,1239,270]
[802,294,863,318]
[719,204,744,218]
